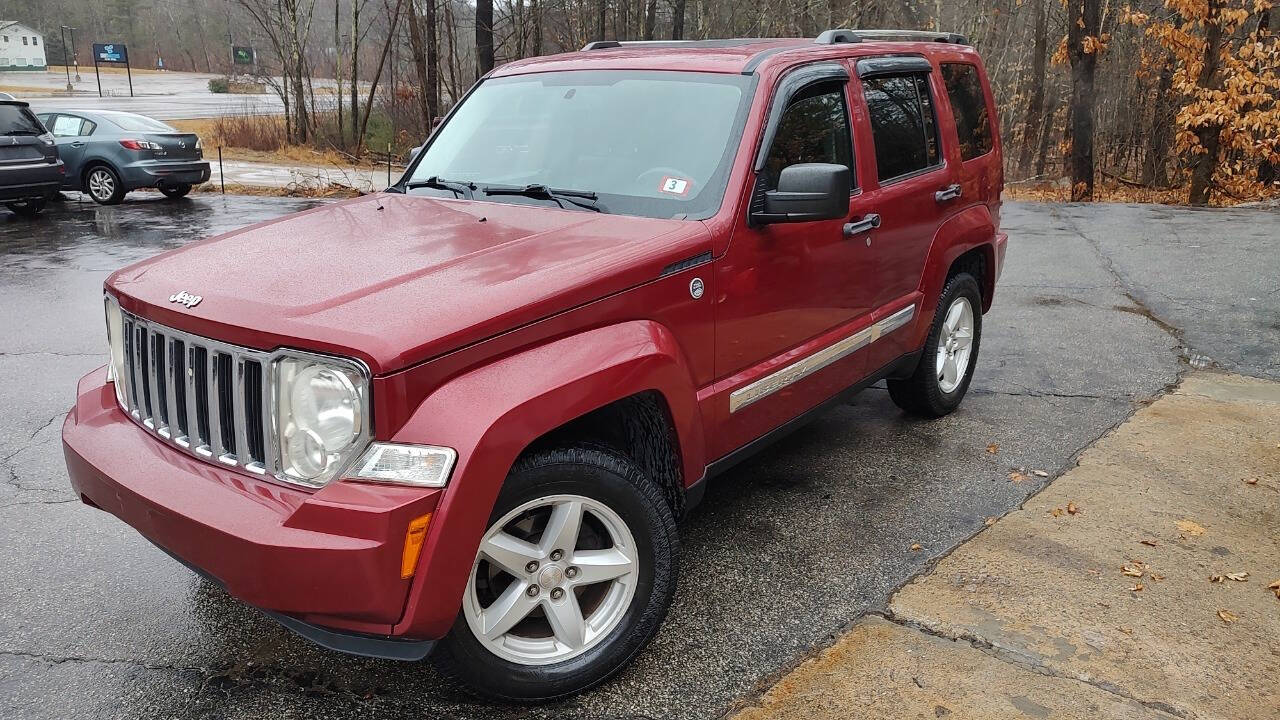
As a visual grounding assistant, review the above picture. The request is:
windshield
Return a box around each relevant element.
[405,70,755,219]
[0,105,46,136]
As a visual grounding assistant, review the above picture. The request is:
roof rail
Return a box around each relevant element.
[814,28,970,45]
[580,38,791,51]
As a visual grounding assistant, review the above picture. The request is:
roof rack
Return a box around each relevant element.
[814,29,969,45]
[581,38,788,51]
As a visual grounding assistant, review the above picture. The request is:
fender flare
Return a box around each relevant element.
[911,204,998,345]
[390,320,706,638]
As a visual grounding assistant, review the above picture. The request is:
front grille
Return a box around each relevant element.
[118,311,272,475]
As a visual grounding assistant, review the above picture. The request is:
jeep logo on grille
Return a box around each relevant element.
[169,291,202,308]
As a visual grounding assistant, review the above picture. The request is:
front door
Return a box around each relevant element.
[711,71,877,457]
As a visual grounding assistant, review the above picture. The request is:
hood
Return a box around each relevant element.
[108,193,710,374]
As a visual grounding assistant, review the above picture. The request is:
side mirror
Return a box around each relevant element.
[409,145,424,162]
[752,163,850,225]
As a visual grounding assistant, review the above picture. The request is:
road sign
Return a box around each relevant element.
[93,43,128,64]
[232,46,255,65]
[90,43,132,98]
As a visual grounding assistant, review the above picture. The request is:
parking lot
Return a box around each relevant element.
[1,194,1277,719]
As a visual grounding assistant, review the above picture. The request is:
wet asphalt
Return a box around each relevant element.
[0,193,1276,719]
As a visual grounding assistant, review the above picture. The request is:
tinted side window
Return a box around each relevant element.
[863,73,941,182]
[764,81,855,190]
[941,63,993,160]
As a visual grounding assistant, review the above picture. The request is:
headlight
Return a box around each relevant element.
[104,294,127,409]
[274,355,370,487]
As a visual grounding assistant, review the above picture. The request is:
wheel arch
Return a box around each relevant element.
[389,320,706,639]
[80,158,121,190]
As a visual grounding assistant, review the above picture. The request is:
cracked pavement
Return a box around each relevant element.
[1,198,1277,719]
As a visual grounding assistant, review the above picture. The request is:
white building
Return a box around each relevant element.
[0,22,47,72]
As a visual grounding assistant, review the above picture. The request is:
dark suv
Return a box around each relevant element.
[0,98,64,217]
[64,29,1005,701]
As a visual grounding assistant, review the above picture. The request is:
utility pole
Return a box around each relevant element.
[59,26,72,91]
[69,26,80,81]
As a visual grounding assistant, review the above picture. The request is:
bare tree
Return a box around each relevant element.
[1066,0,1102,200]
[477,0,495,77]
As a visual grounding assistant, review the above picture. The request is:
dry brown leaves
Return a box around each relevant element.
[909,543,923,552]
[1140,539,1159,547]
[1268,580,1280,600]
[1176,519,1206,537]
[1217,609,1239,624]
[1243,477,1259,485]
[986,443,1000,454]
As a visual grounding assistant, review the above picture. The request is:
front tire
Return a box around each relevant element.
[6,199,46,217]
[434,446,678,701]
[888,272,983,417]
[85,165,125,205]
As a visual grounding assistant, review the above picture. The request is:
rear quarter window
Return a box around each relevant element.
[940,63,994,161]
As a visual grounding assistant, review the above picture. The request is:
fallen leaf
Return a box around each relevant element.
[1225,572,1249,582]
[910,543,923,552]
[1244,477,1259,485]
[986,443,999,454]
[1150,573,1166,581]
[1140,539,1159,547]
[1117,626,1133,635]
[1210,574,1226,583]
[1268,580,1280,599]
[1217,609,1238,624]
[1050,507,1063,518]
[984,516,997,526]
[1121,565,1144,577]
[1096,601,1111,608]
[1176,519,1206,537]
[1129,583,1144,592]
[1009,470,1030,484]
[1033,469,1049,477]
[1067,502,1080,515]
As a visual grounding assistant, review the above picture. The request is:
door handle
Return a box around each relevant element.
[70,142,85,148]
[843,213,881,237]
[934,184,962,202]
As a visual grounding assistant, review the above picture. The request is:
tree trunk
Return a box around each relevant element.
[335,0,344,146]
[426,0,439,114]
[531,0,542,55]
[1066,0,1101,201]
[1187,0,1224,206]
[597,0,607,40]
[1141,58,1174,187]
[1035,90,1059,178]
[476,0,494,78]
[351,0,362,148]
[643,0,657,39]
[1017,0,1047,177]
[406,0,432,133]
[671,0,686,39]
[359,0,405,151]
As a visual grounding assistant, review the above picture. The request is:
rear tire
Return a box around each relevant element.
[85,165,125,205]
[159,183,191,199]
[5,199,45,217]
[433,445,678,702]
[888,272,983,417]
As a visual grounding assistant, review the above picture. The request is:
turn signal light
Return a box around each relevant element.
[401,513,432,579]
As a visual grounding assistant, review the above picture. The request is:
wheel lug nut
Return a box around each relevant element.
[550,549,564,561]
[525,561,539,573]
[550,588,564,600]
[565,567,578,579]
[526,585,539,597]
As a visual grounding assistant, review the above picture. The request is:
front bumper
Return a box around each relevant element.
[121,161,211,190]
[63,367,443,648]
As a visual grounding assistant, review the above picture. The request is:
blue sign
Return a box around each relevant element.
[93,43,129,64]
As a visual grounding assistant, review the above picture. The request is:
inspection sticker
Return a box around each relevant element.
[659,176,692,196]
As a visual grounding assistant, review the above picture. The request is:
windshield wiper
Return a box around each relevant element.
[483,183,603,213]
[405,176,476,199]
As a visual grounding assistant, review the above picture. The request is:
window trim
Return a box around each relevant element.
[861,70,947,187]
[939,61,995,162]
[758,78,858,195]
[751,61,850,175]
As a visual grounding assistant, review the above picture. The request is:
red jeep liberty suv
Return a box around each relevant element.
[63,29,1006,701]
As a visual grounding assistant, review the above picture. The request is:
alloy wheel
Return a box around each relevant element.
[88,169,116,202]
[935,295,975,393]
[463,494,639,666]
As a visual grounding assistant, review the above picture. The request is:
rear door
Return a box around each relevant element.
[937,62,1001,218]
[847,57,959,371]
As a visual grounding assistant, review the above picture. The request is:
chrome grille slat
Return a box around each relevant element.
[117,310,270,475]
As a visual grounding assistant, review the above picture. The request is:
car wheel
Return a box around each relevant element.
[5,199,46,217]
[433,445,678,701]
[888,272,983,417]
[159,183,191,199]
[85,166,125,205]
